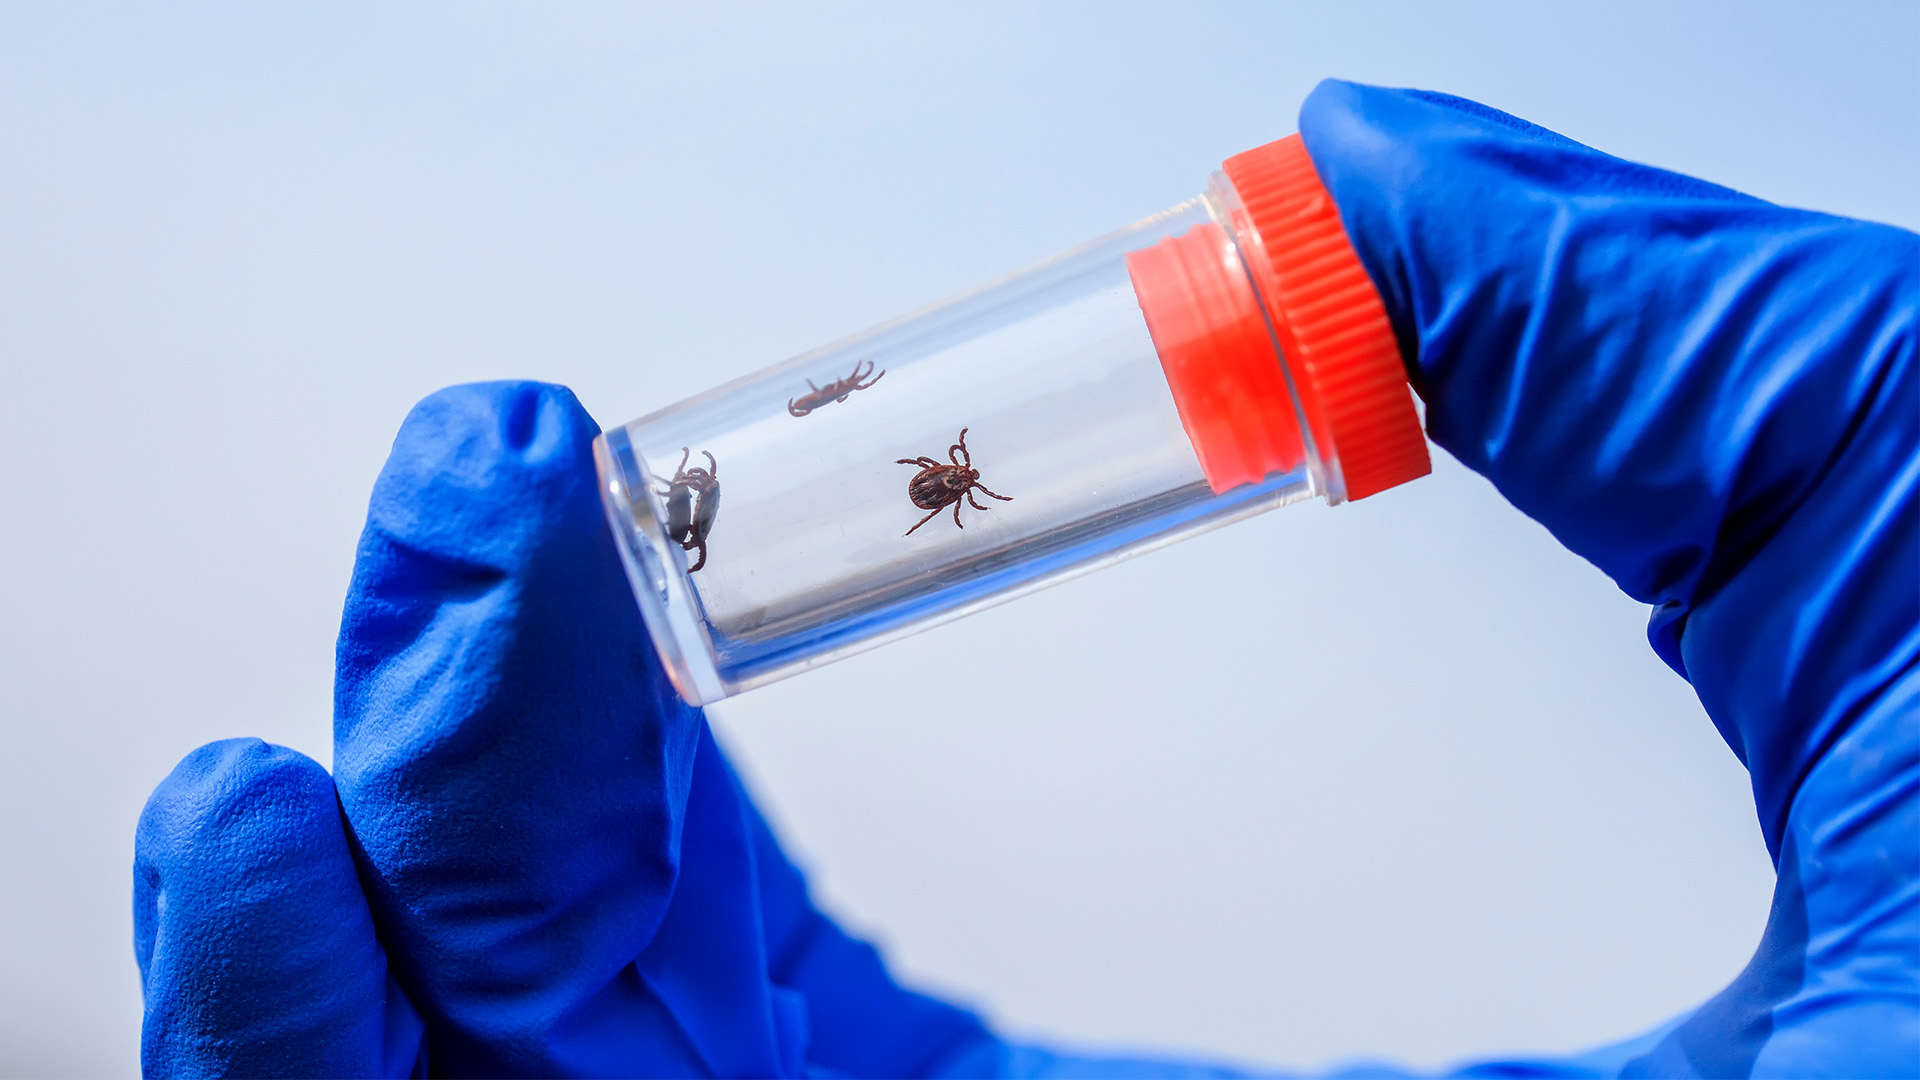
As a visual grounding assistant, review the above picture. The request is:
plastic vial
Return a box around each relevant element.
[595,135,1430,706]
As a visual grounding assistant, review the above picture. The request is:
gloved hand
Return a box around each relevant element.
[134,81,1917,1078]
[1293,81,1917,1076]
[133,383,1010,1076]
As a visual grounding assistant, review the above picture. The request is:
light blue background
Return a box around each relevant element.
[0,3,1913,1075]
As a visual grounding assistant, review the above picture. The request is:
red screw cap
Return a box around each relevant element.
[1129,135,1429,501]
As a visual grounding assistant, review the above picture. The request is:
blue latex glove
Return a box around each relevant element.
[135,382,1016,1076]
[1295,80,1917,1077]
[134,80,1916,1077]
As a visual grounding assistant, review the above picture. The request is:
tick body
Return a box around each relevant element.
[896,427,1011,536]
[655,447,721,572]
[787,358,885,417]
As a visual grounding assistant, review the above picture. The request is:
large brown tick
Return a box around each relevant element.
[787,358,886,417]
[655,448,720,573]
[896,427,1012,536]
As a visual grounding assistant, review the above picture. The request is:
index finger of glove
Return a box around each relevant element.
[1297,79,1915,614]
[333,382,702,1042]
[1297,80,1919,864]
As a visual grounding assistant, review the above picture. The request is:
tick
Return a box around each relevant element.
[896,427,1011,536]
[787,358,886,417]
[655,447,721,573]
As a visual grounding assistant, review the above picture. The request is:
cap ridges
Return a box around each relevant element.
[1222,135,1429,501]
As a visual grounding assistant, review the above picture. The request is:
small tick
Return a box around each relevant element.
[897,427,1011,536]
[655,447,720,573]
[787,358,886,417]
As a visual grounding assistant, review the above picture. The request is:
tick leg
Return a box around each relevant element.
[687,538,707,573]
[952,501,964,529]
[951,427,971,467]
[971,482,1012,501]
[904,506,942,536]
[966,489,992,512]
[700,451,717,477]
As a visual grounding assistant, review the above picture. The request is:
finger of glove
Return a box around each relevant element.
[134,738,425,1078]
[1297,78,1918,837]
[332,382,704,1066]
[1297,79,1916,620]
[1299,81,1920,1072]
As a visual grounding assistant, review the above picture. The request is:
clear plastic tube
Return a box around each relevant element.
[596,138,1428,705]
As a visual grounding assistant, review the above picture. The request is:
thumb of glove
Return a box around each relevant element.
[333,382,706,1073]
